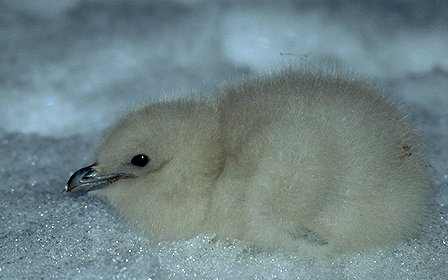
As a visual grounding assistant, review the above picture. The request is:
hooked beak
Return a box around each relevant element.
[64,163,133,193]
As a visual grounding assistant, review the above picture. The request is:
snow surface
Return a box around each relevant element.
[1,0,447,279]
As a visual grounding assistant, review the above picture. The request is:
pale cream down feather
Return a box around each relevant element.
[66,70,431,256]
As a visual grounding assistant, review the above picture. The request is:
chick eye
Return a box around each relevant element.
[131,154,150,167]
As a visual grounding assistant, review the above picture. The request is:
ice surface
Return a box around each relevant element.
[1,1,447,279]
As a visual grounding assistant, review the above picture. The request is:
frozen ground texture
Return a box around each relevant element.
[1,0,447,279]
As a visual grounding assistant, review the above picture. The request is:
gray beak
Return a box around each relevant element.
[65,163,132,193]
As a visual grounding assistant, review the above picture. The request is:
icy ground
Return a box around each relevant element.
[1,1,447,279]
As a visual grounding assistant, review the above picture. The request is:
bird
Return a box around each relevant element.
[65,69,431,256]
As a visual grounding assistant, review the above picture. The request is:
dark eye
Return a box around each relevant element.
[131,154,150,167]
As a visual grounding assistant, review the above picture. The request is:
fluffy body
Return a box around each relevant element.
[89,70,431,256]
